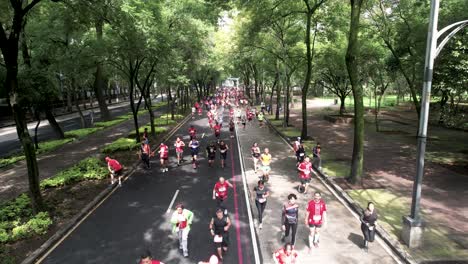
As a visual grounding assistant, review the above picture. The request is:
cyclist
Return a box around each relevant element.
[209,208,232,260]
[260,148,272,182]
[251,143,261,173]
[218,140,229,168]
[174,137,185,166]
[189,137,200,169]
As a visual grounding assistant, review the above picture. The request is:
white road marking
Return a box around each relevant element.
[234,122,261,264]
[166,189,180,214]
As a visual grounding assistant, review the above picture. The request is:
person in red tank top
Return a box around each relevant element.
[174,137,185,166]
[139,250,164,264]
[159,143,169,172]
[213,122,222,141]
[297,157,313,194]
[212,177,233,215]
[105,156,123,186]
[305,192,327,250]
[273,243,298,264]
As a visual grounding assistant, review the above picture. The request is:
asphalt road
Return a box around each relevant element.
[39,107,257,264]
[0,98,162,158]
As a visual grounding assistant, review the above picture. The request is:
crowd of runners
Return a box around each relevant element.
[104,86,378,264]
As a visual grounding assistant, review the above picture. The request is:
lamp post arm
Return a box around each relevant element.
[435,22,468,58]
[436,20,468,39]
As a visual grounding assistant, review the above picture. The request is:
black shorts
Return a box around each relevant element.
[160,156,168,160]
[191,149,199,156]
[214,233,229,248]
[300,178,311,184]
[229,127,234,132]
[111,170,122,177]
[215,132,220,138]
[220,152,227,160]
[309,223,322,228]
[252,153,260,159]
[208,155,216,160]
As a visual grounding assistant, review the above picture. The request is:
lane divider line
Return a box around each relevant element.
[166,189,180,214]
[234,120,261,264]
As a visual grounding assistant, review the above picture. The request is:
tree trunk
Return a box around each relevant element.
[129,72,140,143]
[44,107,65,139]
[339,96,346,115]
[284,74,291,127]
[93,20,111,121]
[345,0,365,184]
[34,110,41,150]
[301,11,313,139]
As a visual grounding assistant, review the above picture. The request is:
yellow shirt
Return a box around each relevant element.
[261,153,272,166]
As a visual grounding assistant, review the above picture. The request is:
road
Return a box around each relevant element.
[0,97,163,158]
[38,107,258,264]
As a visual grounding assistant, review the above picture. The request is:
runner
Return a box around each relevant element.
[247,109,253,124]
[142,128,149,144]
[174,137,185,166]
[360,202,378,252]
[212,176,233,215]
[189,137,200,169]
[241,115,247,130]
[158,142,169,172]
[213,121,222,142]
[297,156,312,194]
[257,111,265,128]
[273,243,299,264]
[251,142,261,173]
[170,204,194,257]
[139,141,154,169]
[206,142,217,167]
[235,108,241,124]
[188,125,197,140]
[292,137,301,156]
[296,143,306,166]
[218,140,229,168]
[105,156,123,186]
[198,255,219,264]
[305,192,327,250]
[139,250,165,264]
[192,106,196,119]
[253,180,269,229]
[229,119,235,138]
[198,105,203,116]
[260,148,272,182]
[281,194,299,246]
[209,208,232,260]
[312,142,322,171]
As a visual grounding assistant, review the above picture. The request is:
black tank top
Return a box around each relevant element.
[213,216,227,235]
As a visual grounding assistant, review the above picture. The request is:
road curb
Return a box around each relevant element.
[22,113,192,264]
[264,117,417,264]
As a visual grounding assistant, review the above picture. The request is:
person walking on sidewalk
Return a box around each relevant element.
[295,143,306,166]
[209,208,232,260]
[260,148,272,182]
[305,192,327,250]
[218,140,229,168]
[257,111,265,128]
[139,250,165,264]
[159,142,169,172]
[241,115,247,130]
[174,137,186,166]
[253,180,269,229]
[251,143,261,173]
[273,243,298,264]
[189,137,200,169]
[170,204,194,257]
[312,143,322,171]
[297,157,312,194]
[281,194,299,246]
[207,142,217,168]
[105,156,123,186]
[229,119,235,138]
[213,177,233,215]
[360,202,378,252]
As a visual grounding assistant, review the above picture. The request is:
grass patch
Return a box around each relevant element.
[0,194,52,244]
[277,126,301,138]
[425,151,468,165]
[40,157,108,189]
[64,127,103,139]
[347,189,468,261]
[0,155,26,169]
[102,138,140,154]
[94,118,127,128]
[322,161,349,177]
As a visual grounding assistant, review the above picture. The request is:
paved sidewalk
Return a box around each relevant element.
[0,108,166,202]
[236,119,400,263]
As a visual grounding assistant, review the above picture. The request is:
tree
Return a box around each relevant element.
[0,0,51,213]
[345,0,366,184]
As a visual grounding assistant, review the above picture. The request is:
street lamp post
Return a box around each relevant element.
[402,0,468,248]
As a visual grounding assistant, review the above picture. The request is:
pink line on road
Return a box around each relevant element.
[230,139,244,264]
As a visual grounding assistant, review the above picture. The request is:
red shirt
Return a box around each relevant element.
[174,140,185,152]
[298,161,312,179]
[307,199,327,225]
[160,145,169,158]
[189,128,196,136]
[214,182,229,200]
[273,248,298,264]
[194,102,200,109]
[214,124,221,134]
[140,260,162,264]
[107,159,122,172]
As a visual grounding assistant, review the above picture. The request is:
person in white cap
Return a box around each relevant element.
[198,254,219,264]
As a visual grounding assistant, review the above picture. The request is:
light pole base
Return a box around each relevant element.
[402,215,424,248]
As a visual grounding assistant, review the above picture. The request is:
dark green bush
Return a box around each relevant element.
[102,138,140,153]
